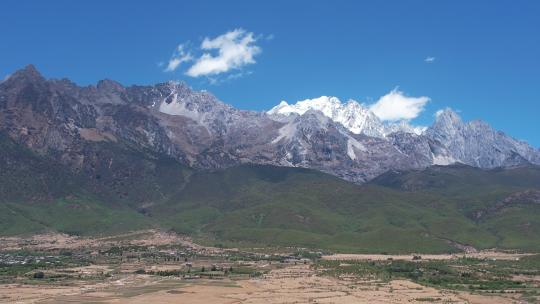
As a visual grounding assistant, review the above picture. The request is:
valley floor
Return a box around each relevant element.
[0,264,522,304]
[0,230,538,304]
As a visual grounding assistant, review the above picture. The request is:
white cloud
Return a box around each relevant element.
[164,44,193,72]
[369,89,430,121]
[186,29,261,77]
[424,56,436,63]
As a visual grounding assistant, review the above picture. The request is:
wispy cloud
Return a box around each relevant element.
[164,29,262,81]
[369,89,430,121]
[424,56,436,63]
[186,29,261,77]
[205,71,253,86]
[164,44,193,72]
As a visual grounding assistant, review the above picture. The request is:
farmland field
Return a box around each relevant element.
[1,230,539,303]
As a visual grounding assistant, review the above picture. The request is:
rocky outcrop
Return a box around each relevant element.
[426,109,540,168]
[473,190,540,220]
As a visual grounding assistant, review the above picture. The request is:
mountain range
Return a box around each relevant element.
[1,65,539,184]
[1,65,540,253]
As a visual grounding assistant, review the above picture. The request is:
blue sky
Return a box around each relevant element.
[1,1,539,146]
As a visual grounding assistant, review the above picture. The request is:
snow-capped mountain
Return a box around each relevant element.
[1,65,539,184]
[267,96,425,137]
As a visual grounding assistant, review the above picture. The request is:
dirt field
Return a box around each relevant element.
[322,251,531,261]
[0,231,535,303]
[0,230,217,252]
[0,264,520,304]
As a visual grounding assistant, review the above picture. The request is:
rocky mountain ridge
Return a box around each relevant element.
[1,65,539,183]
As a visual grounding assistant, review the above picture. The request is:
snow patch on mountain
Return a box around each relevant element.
[272,120,297,144]
[347,137,366,160]
[386,121,427,136]
[159,91,206,125]
[433,154,457,166]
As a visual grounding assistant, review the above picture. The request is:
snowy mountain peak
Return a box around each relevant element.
[268,96,345,116]
[276,100,289,107]
[268,96,425,138]
[386,121,427,136]
[267,96,387,137]
[435,108,462,124]
[429,108,464,138]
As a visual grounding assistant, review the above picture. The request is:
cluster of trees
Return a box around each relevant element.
[134,265,235,276]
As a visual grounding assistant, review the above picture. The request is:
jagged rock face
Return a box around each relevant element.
[426,109,540,168]
[1,65,539,184]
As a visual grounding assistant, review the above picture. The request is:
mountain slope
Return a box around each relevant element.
[2,130,540,252]
[0,130,192,235]
[150,164,540,253]
[371,164,540,250]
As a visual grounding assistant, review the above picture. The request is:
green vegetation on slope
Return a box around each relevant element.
[150,164,540,253]
[371,164,540,251]
[315,254,540,297]
[1,132,540,252]
[0,197,152,236]
[0,132,181,236]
